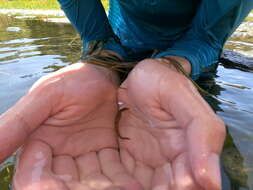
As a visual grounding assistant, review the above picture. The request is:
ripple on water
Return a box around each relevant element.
[6,27,21,32]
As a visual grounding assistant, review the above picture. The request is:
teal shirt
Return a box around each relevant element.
[58,0,253,79]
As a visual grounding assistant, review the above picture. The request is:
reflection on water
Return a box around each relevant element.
[0,14,253,190]
[0,14,81,114]
[226,15,253,59]
[222,131,248,188]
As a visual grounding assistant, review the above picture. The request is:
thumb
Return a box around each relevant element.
[0,73,63,163]
[187,119,226,190]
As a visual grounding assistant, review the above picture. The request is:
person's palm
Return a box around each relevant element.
[117,60,226,190]
[0,63,140,190]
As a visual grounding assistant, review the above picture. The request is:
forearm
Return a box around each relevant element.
[155,56,192,76]
[57,0,126,74]
[154,0,253,80]
[57,0,114,42]
[153,39,220,80]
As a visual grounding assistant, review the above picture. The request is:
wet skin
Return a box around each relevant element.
[118,59,225,190]
[0,57,225,190]
[0,63,141,190]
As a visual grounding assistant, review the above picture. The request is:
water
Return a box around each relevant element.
[0,14,253,190]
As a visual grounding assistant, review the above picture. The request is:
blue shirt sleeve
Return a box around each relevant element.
[57,0,126,58]
[57,0,114,43]
[154,0,253,80]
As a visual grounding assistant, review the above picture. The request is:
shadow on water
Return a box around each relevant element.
[0,14,253,190]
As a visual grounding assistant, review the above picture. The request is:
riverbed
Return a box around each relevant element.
[0,14,253,190]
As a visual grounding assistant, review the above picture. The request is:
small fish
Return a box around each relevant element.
[115,107,130,140]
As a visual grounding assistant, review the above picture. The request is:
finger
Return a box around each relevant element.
[76,152,103,180]
[99,148,143,190]
[0,73,63,162]
[133,161,154,190]
[120,148,135,174]
[172,153,203,190]
[53,155,79,182]
[13,140,68,190]
[187,118,225,189]
[190,151,222,190]
[151,163,173,190]
[76,152,112,189]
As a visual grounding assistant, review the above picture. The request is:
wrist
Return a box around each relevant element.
[155,56,192,75]
[100,50,123,61]
[87,63,120,86]
[93,50,122,85]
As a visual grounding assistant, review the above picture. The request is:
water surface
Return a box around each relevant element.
[0,14,253,190]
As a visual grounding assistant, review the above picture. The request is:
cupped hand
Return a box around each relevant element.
[0,63,141,190]
[117,59,226,190]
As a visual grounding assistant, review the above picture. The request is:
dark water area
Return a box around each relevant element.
[0,14,253,190]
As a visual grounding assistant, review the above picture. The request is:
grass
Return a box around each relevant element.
[0,0,109,10]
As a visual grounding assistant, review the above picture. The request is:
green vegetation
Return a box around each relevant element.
[245,15,253,22]
[0,0,60,10]
[0,0,109,10]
